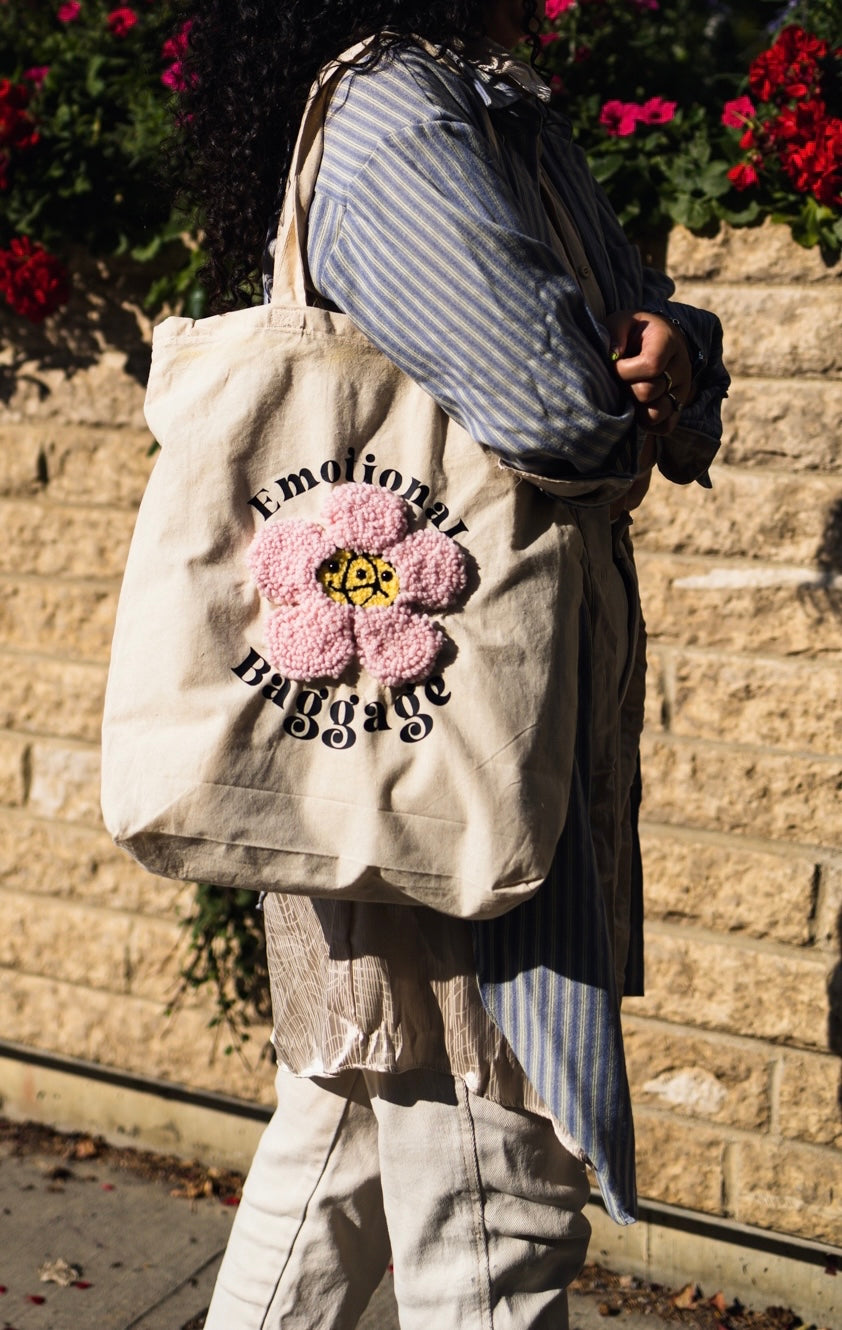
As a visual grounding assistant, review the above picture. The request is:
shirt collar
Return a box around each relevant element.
[438,37,552,112]
[460,39,552,109]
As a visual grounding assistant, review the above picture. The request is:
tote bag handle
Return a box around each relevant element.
[271,43,370,308]
[270,37,501,310]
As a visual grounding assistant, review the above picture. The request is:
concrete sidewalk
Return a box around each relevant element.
[0,1127,657,1330]
[0,1120,828,1330]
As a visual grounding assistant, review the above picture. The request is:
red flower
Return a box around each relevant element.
[727,162,759,190]
[161,18,192,61]
[161,60,189,92]
[57,1,81,20]
[599,96,675,136]
[599,99,641,136]
[636,96,677,125]
[721,95,755,129]
[107,6,137,36]
[23,66,50,89]
[760,97,842,206]
[0,80,39,187]
[749,26,827,104]
[0,236,70,322]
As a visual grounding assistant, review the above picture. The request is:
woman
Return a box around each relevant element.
[180,3,729,1326]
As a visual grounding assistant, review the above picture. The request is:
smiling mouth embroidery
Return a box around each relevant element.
[318,549,400,608]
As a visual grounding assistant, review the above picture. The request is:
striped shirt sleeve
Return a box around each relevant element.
[307,60,639,485]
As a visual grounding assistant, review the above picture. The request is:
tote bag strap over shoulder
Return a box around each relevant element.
[271,42,370,308]
[271,36,499,309]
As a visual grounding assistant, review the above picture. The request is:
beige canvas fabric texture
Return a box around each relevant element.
[100,55,620,920]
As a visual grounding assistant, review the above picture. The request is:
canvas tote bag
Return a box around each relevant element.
[101,48,592,919]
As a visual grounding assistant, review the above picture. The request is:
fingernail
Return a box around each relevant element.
[610,348,621,362]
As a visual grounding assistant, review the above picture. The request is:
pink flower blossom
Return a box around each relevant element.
[247,483,468,687]
[636,96,677,125]
[545,0,575,16]
[599,96,676,135]
[539,31,561,46]
[161,60,190,92]
[721,95,756,129]
[57,1,81,21]
[107,6,138,36]
[629,0,659,9]
[599,99,642,136]
[162,19,192,60]
[23,67,50,88]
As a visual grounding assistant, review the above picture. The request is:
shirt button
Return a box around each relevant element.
[464,1070,481,1093]
[580,264,592,278]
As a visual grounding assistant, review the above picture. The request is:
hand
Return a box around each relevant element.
[606,311,693,436]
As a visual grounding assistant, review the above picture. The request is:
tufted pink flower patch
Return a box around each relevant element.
[248,483,468,687]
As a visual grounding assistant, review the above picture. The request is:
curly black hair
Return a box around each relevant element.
[176,1,538,309]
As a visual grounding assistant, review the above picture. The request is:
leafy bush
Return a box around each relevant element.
[539,0,842,257]
[0,0,190,321]
[0,0,839,329]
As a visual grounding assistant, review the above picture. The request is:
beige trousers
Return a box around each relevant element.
[204,1066,591,1330]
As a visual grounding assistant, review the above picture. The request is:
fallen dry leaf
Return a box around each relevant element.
[673,1282,703,1309]
[66,1136,101,1160]
[39,1258,82,1287]
[170,1178,214,1200]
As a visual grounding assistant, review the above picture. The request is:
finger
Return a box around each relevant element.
[628,364,691,408]
[609,326,625,361]
[636,392,682,431]
[607,316,634,363]
[629,376,671,406]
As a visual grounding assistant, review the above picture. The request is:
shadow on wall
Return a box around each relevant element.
[0,258,154,405]
[814,499,842,1114]
[799,497,842,622]
[830,910,842,1116]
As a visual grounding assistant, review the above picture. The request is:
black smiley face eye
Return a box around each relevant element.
[356,568,366,580]
[327,561,339,573]
[381,570,393,582]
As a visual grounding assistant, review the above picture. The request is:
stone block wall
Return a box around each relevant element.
[0,225,840,1239]
[626,222,842,1243]
[0,266,272,1106]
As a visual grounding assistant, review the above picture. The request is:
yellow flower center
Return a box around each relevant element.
[318,548,400,608]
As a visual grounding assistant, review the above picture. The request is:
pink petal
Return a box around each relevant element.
[323,483,407,555]
[355,606,444,686]
[247,521,333,605]
[264,595,355,681]
[387,529,467,609]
